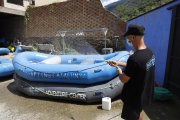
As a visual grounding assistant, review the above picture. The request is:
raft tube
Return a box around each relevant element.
[14,45,34,55]
[0,58,14,77]
[0,48,10,55]
[14,73,123,103]
[13,51,129,84]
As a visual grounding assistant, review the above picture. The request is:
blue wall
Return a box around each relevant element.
[126,1,180,86]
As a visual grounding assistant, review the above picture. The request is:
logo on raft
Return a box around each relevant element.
[15,63,88,80]
[35,88,86,100]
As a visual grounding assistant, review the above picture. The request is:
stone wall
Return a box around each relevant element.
[25,0,126,53]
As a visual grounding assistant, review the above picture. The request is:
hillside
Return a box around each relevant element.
[105,0,124,11]
[105,0,173,21]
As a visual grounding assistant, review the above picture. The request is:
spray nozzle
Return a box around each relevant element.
[104,60,110,63]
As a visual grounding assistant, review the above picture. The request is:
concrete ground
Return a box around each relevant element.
[0,77,150,120]
[0,54,150,120]
[144,96,180,120]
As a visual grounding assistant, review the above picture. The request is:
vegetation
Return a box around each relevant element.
[114,0,172,21]
[25,6,34,25]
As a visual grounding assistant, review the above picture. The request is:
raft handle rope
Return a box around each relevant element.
[14,54,130,74]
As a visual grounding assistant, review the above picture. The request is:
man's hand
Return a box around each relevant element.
[116,66,122,75]
[116,66,130,84]
[105,60,127,67]
[105,60,118,67]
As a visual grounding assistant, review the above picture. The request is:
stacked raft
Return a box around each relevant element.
[13,51,129,103]
[0,48,10,55]
[0,58,14,77]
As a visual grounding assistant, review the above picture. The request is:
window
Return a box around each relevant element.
[7,0,23,6]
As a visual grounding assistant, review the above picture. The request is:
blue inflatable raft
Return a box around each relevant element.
[14,45,34,55]
[0,58,14,77]
[13,51,129,84]
[0,48,10,55]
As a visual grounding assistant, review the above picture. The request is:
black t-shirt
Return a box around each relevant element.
[121,48,155,108]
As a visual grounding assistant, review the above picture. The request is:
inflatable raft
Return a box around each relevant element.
[0,48,10,55]
[14,45,34,55]
[14,73,124,103]
[13,51,129,84]
[0,58,14,77]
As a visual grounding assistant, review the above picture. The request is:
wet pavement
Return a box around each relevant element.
[1,53,180,120]
[0,77,149,120]
[0,54,150,120]
[0,78,117,120]
[144,96,180,120]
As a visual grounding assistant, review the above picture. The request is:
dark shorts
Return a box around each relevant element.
[121,103,142,120]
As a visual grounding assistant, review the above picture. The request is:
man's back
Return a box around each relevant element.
[121,48,155,107]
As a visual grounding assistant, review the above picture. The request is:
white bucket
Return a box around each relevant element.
[102,97,111,110]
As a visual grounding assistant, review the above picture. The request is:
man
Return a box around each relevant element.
[108,24,155,120]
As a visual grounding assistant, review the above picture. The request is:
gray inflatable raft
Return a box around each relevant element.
[14,74,124,103]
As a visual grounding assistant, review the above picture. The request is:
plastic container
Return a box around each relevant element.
[102,97,111,110]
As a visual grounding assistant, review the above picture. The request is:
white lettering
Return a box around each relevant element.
[44,90,86,100]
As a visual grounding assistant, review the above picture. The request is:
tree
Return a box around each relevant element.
[114,0,172,21]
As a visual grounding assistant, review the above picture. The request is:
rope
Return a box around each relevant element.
[14,53,130,74]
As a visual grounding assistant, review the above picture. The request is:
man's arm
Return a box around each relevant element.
[116,67,130,83]
[106,60,131,83]
[106,60,127,67]
[117,62,127,67]
[119,73,130,83]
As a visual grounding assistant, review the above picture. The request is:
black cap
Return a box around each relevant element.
[124,24,145,37]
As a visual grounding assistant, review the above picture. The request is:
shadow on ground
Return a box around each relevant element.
[0,75,13,82]
[7,80,121,107]
[7,76,122,107]
[6,79,180,120]
[144,96,180,120]
[7,81,90,105]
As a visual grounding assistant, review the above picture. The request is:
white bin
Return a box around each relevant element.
[102,97,111,110]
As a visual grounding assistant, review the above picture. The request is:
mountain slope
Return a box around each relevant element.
[105,0,173,21]
[105,0,124,11]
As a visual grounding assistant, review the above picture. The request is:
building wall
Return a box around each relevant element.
[35,0,68,7]
[0,0,4,6]
[126,1,180,86]
[26,0,126,52]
